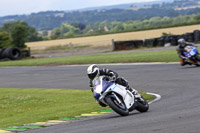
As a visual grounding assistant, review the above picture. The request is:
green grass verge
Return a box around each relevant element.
[0,49,179,67]
[0,88,154,128]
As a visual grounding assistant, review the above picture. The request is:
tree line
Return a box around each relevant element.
[0,21,42,49]
[50,14,200,39]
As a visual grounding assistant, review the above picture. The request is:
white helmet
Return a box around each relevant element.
[178,38,186,46]
[87,64,100,80]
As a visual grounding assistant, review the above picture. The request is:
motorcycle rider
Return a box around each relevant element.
[176,38,196,66]
[87,64,143,107]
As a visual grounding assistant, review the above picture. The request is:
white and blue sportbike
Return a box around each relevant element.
[92,76,149,116]
[183,46,200,66]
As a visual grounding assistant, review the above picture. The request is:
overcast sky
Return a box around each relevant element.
[0,0,155,17]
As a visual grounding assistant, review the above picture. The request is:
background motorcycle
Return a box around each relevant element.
[92,76,149,116]
[183,46,200,66]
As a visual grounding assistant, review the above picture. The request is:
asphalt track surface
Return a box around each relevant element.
[1,63,200,133]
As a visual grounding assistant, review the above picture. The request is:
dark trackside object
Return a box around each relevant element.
[0,47,24,60]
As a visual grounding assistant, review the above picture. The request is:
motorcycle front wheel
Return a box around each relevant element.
[105,95,129,116]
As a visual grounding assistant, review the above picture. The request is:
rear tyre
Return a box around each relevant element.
[135,97,149,112]
[106,95,129,116]
[195,54,200,61]
[195,63,200,67]
[195,54,200,66]
[2,47,22,60]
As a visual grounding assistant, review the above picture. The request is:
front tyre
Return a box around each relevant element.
[105,95,129,116]
[135,97,149,112]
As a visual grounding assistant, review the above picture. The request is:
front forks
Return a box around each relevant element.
[112,92,123,105]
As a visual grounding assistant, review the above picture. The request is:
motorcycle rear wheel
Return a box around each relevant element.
[135,97,149,112]
[106,95,129,116]
[196,54,200,61]
[195,55,200,66]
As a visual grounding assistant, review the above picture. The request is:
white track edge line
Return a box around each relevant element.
[147,92,161,104]
[59,62,179,67]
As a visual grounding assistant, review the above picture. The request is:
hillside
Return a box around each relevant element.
[78,0,172,11]
[1,0,200,30]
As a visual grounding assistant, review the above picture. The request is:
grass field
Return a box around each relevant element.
[0,49,179,67]
[0,88,154,128]
[26,24,200,50]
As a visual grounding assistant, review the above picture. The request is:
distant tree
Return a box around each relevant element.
[10,23,28,48]
[50,23,80,39]
[0,32,12,48]
[1,21,42,48]
[83,25,93,34]
[50,28,61,39]
[26,26,43,42]
[70,22,86,30]
[64,31,74,38]
[194,14,200,21]
[110,22,125,32]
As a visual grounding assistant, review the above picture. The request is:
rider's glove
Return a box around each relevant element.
[121,77,129,86]
[109,72,116,81]
[90,87,94,92]
[89,83,93,87]
[89,82,94,92]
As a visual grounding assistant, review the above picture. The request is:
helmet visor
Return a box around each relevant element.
[88,71,98,80]
[180,43,185,46]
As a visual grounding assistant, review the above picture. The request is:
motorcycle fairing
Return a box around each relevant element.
[184,46,198,58]
[93,76,135,109]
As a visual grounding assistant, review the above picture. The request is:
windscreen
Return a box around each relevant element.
[102,80,113,93]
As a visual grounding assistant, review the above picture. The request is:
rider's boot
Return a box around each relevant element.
[126,86,143,101]
[185,61,192,65]
[181,59,192,66]
[181,61,186,66]
[120,77,144,102]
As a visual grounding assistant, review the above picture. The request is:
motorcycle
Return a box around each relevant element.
[92,76,149,116]
[183,46,200,66]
